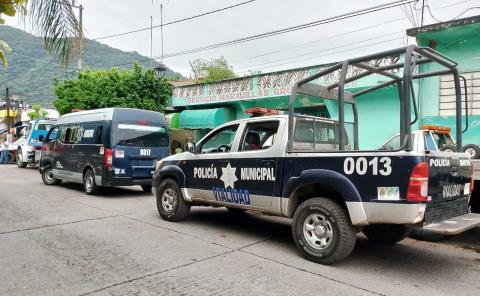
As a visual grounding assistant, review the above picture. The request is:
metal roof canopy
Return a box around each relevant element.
[288,45,464,152]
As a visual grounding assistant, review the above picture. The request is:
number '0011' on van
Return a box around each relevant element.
[39,108,170,194]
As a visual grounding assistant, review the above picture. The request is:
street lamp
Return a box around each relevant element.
[154,62,167,112]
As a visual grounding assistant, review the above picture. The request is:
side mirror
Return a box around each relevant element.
[38,135,45,142]
[185,142,196,153]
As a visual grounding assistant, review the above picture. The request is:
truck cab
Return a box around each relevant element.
[152,46,480,264]
[16,119,56,168]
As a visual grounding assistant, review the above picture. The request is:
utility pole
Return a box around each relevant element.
[160,3,164,59]
[5,87,10,134]
[150,16,153,59]
[421,0,425,27]
[72,1,84,70]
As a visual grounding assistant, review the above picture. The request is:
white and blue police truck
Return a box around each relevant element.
[153,46,480,264]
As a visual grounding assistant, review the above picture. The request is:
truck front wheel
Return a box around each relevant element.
[292,198,356,265]
[156,178,191,222]
[363,224,410,245]
[17,149,27,168]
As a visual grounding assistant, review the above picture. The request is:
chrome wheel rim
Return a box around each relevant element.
[85,175,93,191]
[162,188,177,212]
[465,147,476,158]
[45,169,55,183]
[444,148,454,153]
[303,213,334,250]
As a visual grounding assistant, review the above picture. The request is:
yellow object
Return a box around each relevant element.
[0,109,17,117]
[421,125,451,134]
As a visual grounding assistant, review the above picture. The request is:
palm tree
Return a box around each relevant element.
[0,0,81,67]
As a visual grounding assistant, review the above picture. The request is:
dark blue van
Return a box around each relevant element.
[39,108,170,194]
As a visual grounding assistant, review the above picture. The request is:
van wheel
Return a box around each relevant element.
[17,149,27,168]
[83,169,99,195]
[292,198,356,265]
[42,165,61,185]
[363,224,410,245]
[156,178,190,222]
[141,185,152,193]
[440,144,456,153]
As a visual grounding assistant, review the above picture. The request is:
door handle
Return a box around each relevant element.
[261,160,275,167]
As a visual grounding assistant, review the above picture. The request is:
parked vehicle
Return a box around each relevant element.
[16,119,56,168]
[39,108,170,194]
[152,46,480,264]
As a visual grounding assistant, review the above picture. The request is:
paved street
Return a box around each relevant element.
[0,165,479,296]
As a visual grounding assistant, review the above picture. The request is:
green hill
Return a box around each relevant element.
[0,25,182,106]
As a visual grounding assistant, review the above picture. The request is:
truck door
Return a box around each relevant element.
[184,124,239,203]
[229,120,281,209]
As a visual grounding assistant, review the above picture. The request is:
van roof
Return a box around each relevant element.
[57,108,167,125]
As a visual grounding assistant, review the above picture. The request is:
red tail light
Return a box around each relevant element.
[104,148,113,168]
[407,162,429,202]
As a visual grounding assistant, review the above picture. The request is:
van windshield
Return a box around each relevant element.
[114,123,169,147]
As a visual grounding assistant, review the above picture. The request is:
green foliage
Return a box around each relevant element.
[27,104,49,119]
[192,56,236,83]
[53,64,172,115]
[0,26,183,106]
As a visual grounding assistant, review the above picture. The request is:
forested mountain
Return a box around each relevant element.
[0,26,181,106]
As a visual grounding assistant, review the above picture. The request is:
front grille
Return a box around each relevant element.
[424,197,469,225]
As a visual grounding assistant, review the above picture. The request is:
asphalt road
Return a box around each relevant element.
[0,165,479,296]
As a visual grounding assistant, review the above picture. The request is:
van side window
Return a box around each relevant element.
[95,126,103,144]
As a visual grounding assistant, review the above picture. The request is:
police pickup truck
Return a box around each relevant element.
[153,46,480,264]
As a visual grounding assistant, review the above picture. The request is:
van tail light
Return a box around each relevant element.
[470,164,475,193]
[407,162,429,202]
[104,148,113,168]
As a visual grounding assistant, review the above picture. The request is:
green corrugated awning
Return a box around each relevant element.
[179,108,234,129]
[165,113,180,129]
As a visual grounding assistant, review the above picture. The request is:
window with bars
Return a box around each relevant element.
[439,71,480,116]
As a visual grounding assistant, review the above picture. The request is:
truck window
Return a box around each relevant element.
[95,126,103,144]
[424,132,438,151]
[46,127,59,142]
[240,121,279,151]
[37,123,53,131]
[199,125,238,153]
[114,123,169,147]
[293,118,344,151]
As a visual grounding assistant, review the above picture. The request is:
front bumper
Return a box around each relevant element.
[421,213,480,235]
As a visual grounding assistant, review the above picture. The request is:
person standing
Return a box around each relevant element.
[0,136,9,164]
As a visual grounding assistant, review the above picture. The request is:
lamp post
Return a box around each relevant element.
[154,62,167,112]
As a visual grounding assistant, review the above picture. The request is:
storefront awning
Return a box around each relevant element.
[179,108,234,129]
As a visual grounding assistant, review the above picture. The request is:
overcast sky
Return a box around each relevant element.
[4,0,479,77]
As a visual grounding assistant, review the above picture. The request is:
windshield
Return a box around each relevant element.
[37,123,53,131]
[114,123,169,147]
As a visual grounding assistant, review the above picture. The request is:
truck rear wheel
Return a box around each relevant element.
[17,149,27,168]
[363,224,410,245]
[156,178,190,222]
[292,198,356,265]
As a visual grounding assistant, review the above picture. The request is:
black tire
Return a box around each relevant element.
[462,144,480,159]
[141,185,152,193]
[7,151,15,164]
[363,224,410,245]
[156,178,190,222]
[409,229,447,242]
[440,144,457,153]
[83,169,99,195]
[17,149,27,168]
[41,165,62,185]
[292,198,356,265]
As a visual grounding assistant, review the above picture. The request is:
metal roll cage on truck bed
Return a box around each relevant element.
[288,45,467,152]
[153,45,480,265]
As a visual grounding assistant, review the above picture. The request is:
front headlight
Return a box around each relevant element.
[155,159,164,171]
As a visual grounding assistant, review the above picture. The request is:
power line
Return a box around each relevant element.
[92,0,257,40]
[234,31,405,72]
[240,36,404,75]
[154,0,415,60]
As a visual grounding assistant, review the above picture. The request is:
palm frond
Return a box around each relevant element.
[28,0,80,67]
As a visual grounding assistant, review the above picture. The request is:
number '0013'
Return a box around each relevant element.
[343,157,392,176]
